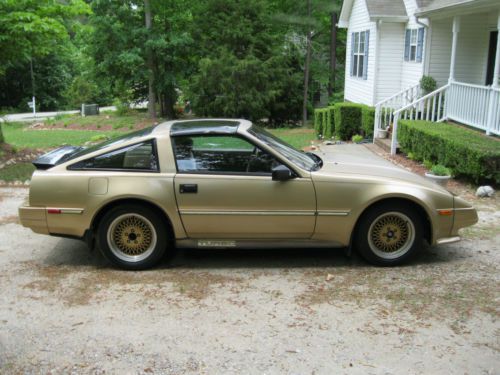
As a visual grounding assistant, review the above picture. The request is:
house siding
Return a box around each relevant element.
[428,18,452,87]
[455,13,491,85]
[428,13,496,87]
[400,0,424,89]
[344,0,376,106]
[376,23,405,103]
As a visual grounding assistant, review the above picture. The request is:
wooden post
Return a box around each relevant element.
[449,16,460,83]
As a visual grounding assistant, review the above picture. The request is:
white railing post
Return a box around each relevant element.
[391,112,400,155]
[374,105,381,143]
[486,86,494,136]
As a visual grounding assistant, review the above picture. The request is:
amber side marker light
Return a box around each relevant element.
[438,209,453,216]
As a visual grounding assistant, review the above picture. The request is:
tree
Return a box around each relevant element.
[189,0,292,122]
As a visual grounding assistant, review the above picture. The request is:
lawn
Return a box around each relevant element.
[2,122,123,149]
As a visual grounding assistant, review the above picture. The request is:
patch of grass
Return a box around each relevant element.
[0,162,35,182]
[269,128,315,149]
[2,122,122,149]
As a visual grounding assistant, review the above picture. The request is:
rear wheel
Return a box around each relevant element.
[354,203,423,266]
[97,204,169,270]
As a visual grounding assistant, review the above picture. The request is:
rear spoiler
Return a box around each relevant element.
[33,145,85,170]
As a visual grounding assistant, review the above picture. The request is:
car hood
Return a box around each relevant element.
[313,154,447,192]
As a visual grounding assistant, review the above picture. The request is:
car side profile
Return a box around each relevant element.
[19,119,478,269]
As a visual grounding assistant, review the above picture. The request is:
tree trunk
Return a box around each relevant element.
[144,0,156,119]
[162,92,176,119]
[302,0,312,126]
[328,12,338,97]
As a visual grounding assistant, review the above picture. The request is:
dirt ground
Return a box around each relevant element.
[0,184,499,374]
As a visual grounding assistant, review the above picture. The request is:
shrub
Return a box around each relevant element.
[361,105,375,138]
[334,103,363,141]
[113,98,130,116]
[430,164,451,176]
[352,134,363,143]
[313,106,335,139]
[420,75,437,94]
[398,120,500,183]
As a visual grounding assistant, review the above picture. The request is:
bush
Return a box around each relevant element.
[334,103,363,141]
[430,164,451,176]
[113,99,130,116]
[420,75,437,94]
[313,106,335,139]
[398,120,500,183]
[352,134,363,143]
[361,105,375,138]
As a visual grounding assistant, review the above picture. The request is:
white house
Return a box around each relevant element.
[339,0,500,154]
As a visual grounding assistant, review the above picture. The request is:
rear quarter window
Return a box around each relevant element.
[68,140,159,171]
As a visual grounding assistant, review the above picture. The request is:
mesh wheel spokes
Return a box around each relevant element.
[112,216,153,256]
[367,212,415,259]
[107,213,157,262]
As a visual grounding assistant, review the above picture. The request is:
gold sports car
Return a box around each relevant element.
[18,119,478,269]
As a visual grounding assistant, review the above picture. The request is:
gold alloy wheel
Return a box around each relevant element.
[367,211,415,259]
[107,213,157,262]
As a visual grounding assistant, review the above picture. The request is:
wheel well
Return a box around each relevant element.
[351,198,432,246]
[91,198,175,239]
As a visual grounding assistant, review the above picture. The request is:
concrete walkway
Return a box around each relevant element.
[314,142,395,168]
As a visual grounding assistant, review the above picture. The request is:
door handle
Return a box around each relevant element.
[179,184,198,194]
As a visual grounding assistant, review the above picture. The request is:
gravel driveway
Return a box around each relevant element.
[0,186,498,374]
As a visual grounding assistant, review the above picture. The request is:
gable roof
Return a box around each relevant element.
[339,0,408,28]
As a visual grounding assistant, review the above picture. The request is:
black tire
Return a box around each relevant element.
[354,203,423,266]
[97,203,169,270]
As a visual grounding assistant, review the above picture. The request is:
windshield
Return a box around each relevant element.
[248,126,320,171]
[64,126,156,162]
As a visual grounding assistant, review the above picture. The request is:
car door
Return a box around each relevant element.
[172,134,316,239]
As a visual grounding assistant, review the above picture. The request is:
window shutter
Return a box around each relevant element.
[404,29,410,61]
[350,32,355,76]
[416,27,425,63]
[363,30,369,80]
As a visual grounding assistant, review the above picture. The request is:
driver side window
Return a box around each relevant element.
[172,135,279,174]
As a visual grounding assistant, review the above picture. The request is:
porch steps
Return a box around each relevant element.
[374,138,400,154]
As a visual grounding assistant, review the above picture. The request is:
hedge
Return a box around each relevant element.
[314,103,375,141]
[334,103,364,140]
[361,105,375,138]
[398,120,500,183]
[313,106,335,139]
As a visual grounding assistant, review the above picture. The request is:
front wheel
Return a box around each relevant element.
[97,204,169,270]
[354,204,423,266]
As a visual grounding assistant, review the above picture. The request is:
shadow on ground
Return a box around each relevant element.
[42,237,457,271]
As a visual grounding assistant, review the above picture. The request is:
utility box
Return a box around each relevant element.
[81,104,99,117]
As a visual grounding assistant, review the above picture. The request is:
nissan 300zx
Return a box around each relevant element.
[18,119,478,269]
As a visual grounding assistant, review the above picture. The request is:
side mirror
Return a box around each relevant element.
[272,165,294,181]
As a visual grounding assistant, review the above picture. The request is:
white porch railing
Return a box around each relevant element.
[390,84,449,154]
[387,81,500,155]
[374,83,421,136]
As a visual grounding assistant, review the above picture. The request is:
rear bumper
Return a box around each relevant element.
[18,205,49,235]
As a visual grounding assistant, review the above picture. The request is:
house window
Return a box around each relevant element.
[405,28,425,63]
[351,30,369,79]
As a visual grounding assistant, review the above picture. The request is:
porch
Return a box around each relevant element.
[375,5,500,154]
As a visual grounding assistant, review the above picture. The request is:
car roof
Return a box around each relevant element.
[153,119,252,137]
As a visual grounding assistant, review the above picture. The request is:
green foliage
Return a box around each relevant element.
[420,75,437,94]
[313,106,335,138]
[430,164,451,176]
[334,103,363,141]
[398,120,500,183]
[423,159,433,170]
[0,163,35,182]
[361,105,375,138]
[352,134,363,143]
[65,76,99,108]
[113,99,131,116]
